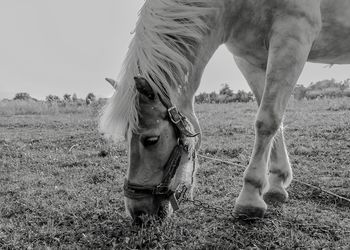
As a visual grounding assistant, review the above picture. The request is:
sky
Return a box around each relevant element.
[0,1,349,100]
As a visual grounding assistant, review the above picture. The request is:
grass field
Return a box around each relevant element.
[1,98,349,249]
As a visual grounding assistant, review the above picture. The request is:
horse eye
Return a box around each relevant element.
[142,136,160,147]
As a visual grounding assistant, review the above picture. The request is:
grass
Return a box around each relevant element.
[0,98,349,249]
[0,100,100,116]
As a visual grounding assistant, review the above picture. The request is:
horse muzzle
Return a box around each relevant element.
[125,195,171,224]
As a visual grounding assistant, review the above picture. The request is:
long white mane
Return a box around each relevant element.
[100,0,218,141]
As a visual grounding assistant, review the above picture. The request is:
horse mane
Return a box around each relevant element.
[100,0,218,141]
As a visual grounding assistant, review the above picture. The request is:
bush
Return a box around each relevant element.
[63,94,72,102]
[343,88,350,97]
[46,95,60,103]
[302,79,350,99]
[219,83,233,97]
[195,93,211,104]
[13,92,32,101]
[72,93,78,102]
[86,93,96,105]
[293,85,307,100]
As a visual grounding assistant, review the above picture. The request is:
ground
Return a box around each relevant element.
[0,98,349,249]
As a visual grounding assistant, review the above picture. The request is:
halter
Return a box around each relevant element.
[123,93,199,211]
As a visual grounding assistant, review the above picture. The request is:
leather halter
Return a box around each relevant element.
[123,98,199,211]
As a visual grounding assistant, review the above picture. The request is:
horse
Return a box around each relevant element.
[100,0,350,222]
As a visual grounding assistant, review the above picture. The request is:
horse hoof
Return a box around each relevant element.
[263,190,288,205]
[233,204,266,220]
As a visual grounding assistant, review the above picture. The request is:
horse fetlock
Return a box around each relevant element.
[268,169,288,184]
[268,166,293,187]
[243,174,268,193]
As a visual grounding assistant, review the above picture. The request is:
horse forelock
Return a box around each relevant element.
[100,0,218,141]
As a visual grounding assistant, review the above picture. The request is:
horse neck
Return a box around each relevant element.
[176,26,226,110]
[174,18,227,150]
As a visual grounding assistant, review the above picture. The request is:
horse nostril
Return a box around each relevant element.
[126,197,163,225]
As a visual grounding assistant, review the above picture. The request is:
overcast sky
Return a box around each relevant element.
[1,1,349,100]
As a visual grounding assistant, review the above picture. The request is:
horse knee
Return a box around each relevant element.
[255,113,281,136]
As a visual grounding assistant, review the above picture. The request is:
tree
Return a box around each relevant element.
[209,92,218,103]
[293,84,306,100]
[344,88,350,97]
[63,94,71,102]
[13,92,31,101]
[236,90,249,102]
[72,93,78,102]
[340,79,350,91]
[195,92,210,104]
[219,83,233,97]
[86,93,96,105]
[46,95,60,103]
[247,91,254,102]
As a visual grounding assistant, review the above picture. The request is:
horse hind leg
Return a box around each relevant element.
[263,127,292,205]
[233,17,318,218]
[234,56,292,206]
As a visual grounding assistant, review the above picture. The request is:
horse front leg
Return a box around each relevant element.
[234,17,319,218]
[234,56,292,205]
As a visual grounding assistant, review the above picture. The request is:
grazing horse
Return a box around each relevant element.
[100,0,350,222]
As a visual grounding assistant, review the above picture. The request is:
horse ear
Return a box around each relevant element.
[134,76,155,100]
[105,78,118,90]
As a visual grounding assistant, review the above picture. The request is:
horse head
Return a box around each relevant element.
[123,76,199,224]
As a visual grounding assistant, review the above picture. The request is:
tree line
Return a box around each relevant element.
[11,92,103,106]
[8,78,350,106]
[195,84,254,104]
[293,78,350,100]
[195,79,350,104]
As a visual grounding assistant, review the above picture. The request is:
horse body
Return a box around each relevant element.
[101,0,349,221]
[310,0,350,63]
[224,0,350,66]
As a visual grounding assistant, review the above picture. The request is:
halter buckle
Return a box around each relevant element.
[168,106,183,124]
